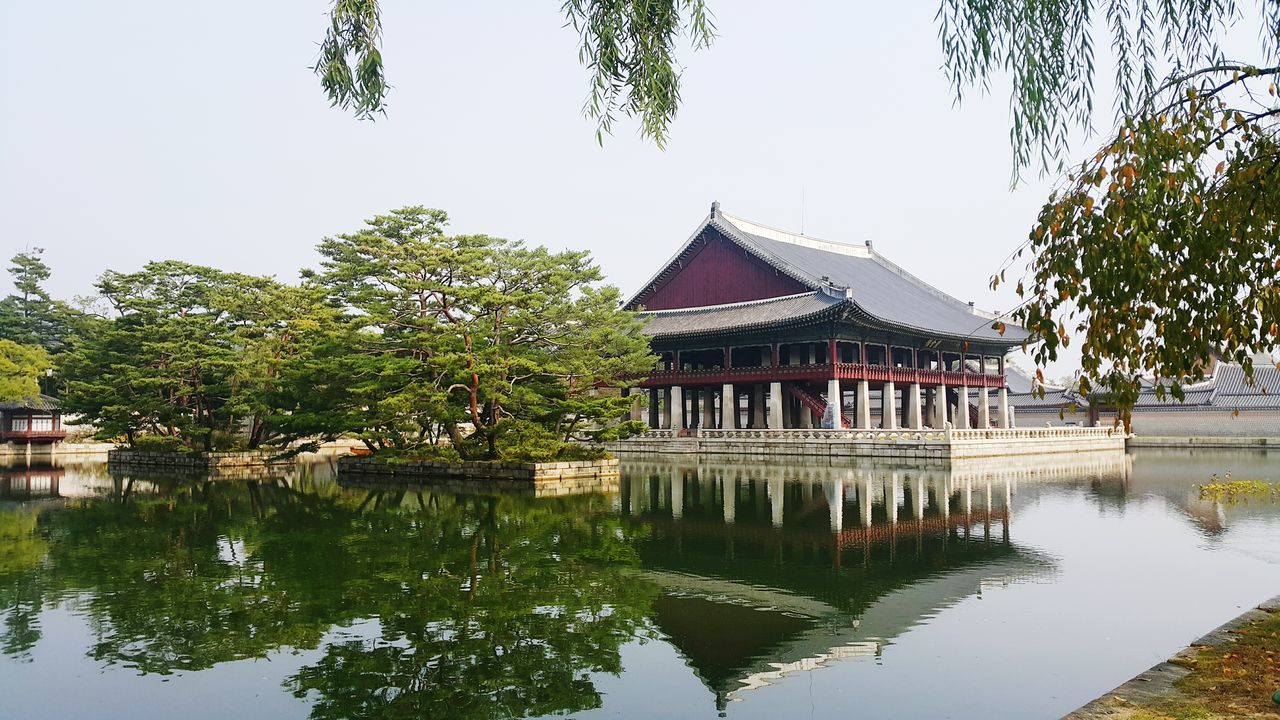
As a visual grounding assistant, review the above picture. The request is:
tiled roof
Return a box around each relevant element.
[1212,363,1280,397]
[0,394,60,411]
[638,291,847,339]
[716,213,1027,344]
[1003,363,1280,413]
[627,206,1029,346]
[1002,389,1081,409]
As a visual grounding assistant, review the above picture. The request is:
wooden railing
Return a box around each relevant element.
[636,363,1006,388]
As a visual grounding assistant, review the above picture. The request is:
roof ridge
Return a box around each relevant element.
[721,211,1004,322]
[636,290,829,316]
[718,212,873,259]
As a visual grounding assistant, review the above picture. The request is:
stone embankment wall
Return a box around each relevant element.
[614,428,1124,461]
[0,442,115,458]
[1019,408,1280,437]
[105,448,293,476]
[337,456,620,494]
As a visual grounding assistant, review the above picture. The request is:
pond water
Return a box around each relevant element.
[1,449,1278,719]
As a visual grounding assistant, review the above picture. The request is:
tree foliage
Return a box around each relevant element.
[313,0,714,146]
[60,263,328,449]
[0,340,50,401]
[292,206,655,460]
[939,1,1280,415]
[0,248,83,354]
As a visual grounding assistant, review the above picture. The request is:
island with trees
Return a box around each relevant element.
[0,207,656,476]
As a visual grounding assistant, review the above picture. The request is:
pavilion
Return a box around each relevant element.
[625,203,1030,432]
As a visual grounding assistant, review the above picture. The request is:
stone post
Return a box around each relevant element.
[768,382,784,428]
[856,380,871,429]
[998,387,1010,428]
[955,386,970,429]
[662,388,673,429]
[702,388,716,429]
[798,396,813,428]
[721,383,736,430]
[670,386,684,430]
[825,378,843,429]
[752,385,766,428]
[881,380,898,429]
[977,386,990,428]
[627,389,643,423]
[649,388,660,429]
[935,383,948,427]
[906,382,923,429]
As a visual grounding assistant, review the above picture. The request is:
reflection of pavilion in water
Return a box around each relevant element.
[0,464,65,500]
[618,455,1127,710]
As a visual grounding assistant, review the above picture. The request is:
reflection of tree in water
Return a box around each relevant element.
[287,488,657,720]
[0,475,657,719]
[0,507,47,658]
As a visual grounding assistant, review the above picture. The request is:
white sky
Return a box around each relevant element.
[0,1,1115,378]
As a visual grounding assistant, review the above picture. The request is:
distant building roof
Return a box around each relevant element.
[1006,363,1280,413]
[0,395,60,412]
[628,206,1029,345]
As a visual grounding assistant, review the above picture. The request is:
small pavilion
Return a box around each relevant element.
[0,395,65,446]
[625,204,1029,432]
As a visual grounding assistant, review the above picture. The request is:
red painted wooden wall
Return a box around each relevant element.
[634,232,809,310]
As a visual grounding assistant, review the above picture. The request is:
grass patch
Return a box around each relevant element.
[1166,608,1280,717]
[1198,475,1280,503]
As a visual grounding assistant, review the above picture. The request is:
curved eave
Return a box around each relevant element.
[839,302,1030,349]
[640,298,848,342]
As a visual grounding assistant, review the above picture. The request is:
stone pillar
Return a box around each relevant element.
[662,388,673,429]
[649,389,660,429]
[977,386,990,428]
[627,389,643,423]
[669,386,684,430]
[906,382,923,429]
[998,387,1010,428]
[721,383,736,430]
[798,397,813,429]
[955,386,970,429]
[881,380,898,430]
[768,382,784,429]
[702,388,716,429]
[752,385,766,428]
[935,384,948,427]
[856,380,871,429]
[825,378,843,429]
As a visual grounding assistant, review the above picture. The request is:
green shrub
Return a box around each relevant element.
[127,435,192,454]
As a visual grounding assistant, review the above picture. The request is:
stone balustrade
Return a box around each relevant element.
[623,425,1126,460]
